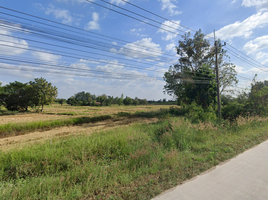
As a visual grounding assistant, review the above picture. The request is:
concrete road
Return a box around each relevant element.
[153,140,268,200]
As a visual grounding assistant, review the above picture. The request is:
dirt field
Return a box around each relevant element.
[0,104,174,125]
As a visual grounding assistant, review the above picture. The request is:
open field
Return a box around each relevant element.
[1,104,268,199]
[0,117,158,151]
[0,104,174,125]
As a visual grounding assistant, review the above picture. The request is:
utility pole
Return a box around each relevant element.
[214,30,221,120]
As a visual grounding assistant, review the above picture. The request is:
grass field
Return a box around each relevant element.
[0,104,173,125]
[1,105,268,199]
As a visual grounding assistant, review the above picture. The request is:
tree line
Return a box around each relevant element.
[66,92,148,106]
[0,78,58,112]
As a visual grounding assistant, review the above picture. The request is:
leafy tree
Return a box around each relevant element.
[164,30,237,108]
[133,97,139,106]
[123,96,133,105]
[58,98,66,106]
[29,78,58,112]
[246,76,268,115]
[118,98,123,106]
[67,96,77,106]
[139,99,148,105]
[0,81,32,111]
[96,94,107,104]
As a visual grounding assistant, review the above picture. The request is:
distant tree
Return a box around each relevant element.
[118,98,123,106]
[67,96,77,106]
[58,98,66,106]
[139,99,148,105]
[29,77,58,112]
[123,96,133,105]
[133,97,139,106]
[96,94,107,104]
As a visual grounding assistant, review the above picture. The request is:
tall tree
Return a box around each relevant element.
[29,78,58,112]
[164,30,237,108]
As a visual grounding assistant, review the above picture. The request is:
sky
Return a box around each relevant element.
[0,0,268,100]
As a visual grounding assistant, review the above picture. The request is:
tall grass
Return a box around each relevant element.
[1,116,268,199]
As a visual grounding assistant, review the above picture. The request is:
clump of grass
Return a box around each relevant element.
[57,112,77,116]
[0,110,19,116]
[0,115,112,138]
[116,112,131,117]
[1,116,268,199]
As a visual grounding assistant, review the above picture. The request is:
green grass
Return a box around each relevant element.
[1,117,268,199]
[0,115,112,138]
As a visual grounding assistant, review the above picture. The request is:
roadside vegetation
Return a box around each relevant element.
[1,115,268,199]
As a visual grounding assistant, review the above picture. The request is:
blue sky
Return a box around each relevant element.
[0,0,268,100]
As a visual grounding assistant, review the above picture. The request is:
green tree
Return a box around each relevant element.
[0,81,32,111]
[133,97,139,106]
[247,76,268,115]
[58,98,66,106]
[164,30,237,108]
[29,78,58,112]
[123,96,133,105]
[118,98,123,106]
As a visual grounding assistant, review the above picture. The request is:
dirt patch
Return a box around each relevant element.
[0,117,158,151]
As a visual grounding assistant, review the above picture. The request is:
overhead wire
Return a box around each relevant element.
[0,3,260,87]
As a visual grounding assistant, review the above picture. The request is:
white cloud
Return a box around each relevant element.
[112,41,117,45]
[32,52,62,63]
[110,0,129,6]
[158,20,181,41]
[45,4,73,24]
[166,43,175,51]
[130,28,147,37]
[0,29,28,55]
[118,38,162,58]
[36,4,83,25]
[96,60,124,72]
[242,0,268,10]
[158,0,182,16]
[214,11,268,40]
[110,48,117,53]
[243,35,268,54]
[85,12,100,30]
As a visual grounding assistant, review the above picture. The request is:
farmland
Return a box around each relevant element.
[0,104,268,199]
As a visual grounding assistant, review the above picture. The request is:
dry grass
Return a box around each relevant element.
[0,104,175,125]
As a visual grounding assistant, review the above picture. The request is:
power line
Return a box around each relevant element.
[0,6,176,57]
[86,0,184,37]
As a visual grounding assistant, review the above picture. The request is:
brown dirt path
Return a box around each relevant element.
[0,117,158,151]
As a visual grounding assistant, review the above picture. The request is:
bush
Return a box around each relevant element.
[222,102,246,120]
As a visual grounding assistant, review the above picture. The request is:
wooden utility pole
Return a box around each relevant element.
[214,30,221,120]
